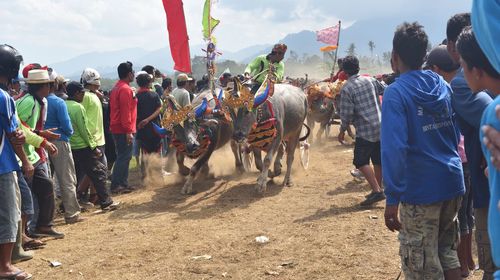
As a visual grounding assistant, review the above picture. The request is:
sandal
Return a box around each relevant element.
[0,270,33,280]
[23,239,46,250]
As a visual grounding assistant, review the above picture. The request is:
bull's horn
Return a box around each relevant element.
[253,82,271,109]
[152,122,168,136]
[195,98,209,118]
[217,88,224,101]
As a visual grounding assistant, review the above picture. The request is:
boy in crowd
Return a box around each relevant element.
[135,71,162,178]
[45,73,82,224]
[456,26,500,280]
[0,43,33,280]
[110,61,137,194]
[382,22,464,279]
[66,81,118,210]
[339,55,386,206]
[447,12,496,279]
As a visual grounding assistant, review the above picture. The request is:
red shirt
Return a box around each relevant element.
[110,80,138,134]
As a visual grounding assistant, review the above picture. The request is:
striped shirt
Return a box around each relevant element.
[340,74,385,142]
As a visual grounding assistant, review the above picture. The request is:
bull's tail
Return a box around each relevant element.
[299,123,311,142]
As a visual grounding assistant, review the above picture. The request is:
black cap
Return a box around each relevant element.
[424,45,460,72]
[66,81,84,97]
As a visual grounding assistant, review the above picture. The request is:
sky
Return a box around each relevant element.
[0,0,473,65]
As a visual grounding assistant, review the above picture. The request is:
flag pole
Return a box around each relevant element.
[207,0,214,95]
[331,20,342,76]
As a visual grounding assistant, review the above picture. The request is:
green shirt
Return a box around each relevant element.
[81,90,105,146]
[66,100,97,150]
[244,54,285,84]
[15,94,41,164]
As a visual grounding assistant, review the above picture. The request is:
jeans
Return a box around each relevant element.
[17,171,34,216]
[111,134,133,188]
[0,172,20,244]
[458,163,474,234]
[28,162,55,228]
[476,207,498,279]
[50,141,81,219]
[72,147,112,206]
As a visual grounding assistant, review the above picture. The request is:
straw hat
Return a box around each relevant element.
[25,69,50,84]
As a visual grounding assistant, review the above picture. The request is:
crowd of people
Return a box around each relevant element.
[333,8,499,280]
[0,2,499,280]
[0,53,196,279]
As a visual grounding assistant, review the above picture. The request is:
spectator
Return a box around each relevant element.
[66,81,118,210]
[110,61,137,194]
[161,77,173,100]
[0,43,33,280]
[219,72,232,88]
[447,12,496,279]
[382,22,464,279]
[54,75,68,100]
[135,71,162,178]
[44,73,83,224]
[141,65,163,96]
[472,0,500,173]
[456,26,500,280]
[339,55,386,206]
[16,69,64,239]
[425,44,475,277]
[171,73,192,108]
[102,90,116,174]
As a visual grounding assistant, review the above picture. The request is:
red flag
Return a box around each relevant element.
[316,24,340,45]
[162,0,192,73]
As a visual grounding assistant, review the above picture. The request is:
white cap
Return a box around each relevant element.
[80,68,101,86]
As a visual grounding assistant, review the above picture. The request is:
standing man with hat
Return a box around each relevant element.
[45,71,83,224]
[244,43,287,93]
[16,69,64,239]
[171,73,192,108]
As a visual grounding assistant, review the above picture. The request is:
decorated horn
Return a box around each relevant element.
[152,122,168,137]
[217,88,224,102]
[195,98,209,118]
[253,82,271,109]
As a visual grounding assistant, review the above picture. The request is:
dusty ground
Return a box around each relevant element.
[20,127,483,280]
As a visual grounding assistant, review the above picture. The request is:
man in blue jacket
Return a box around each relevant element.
[456,26,500,280]
[381,22,465,279]
[45,73,83,224]
[446,12,496,279]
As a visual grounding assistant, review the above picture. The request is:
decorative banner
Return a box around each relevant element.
[162,0,192,73]
[320,45,338,52]
[202,0,220,41]
[316,24,340,45]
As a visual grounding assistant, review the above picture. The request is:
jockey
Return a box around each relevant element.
[244,43,287,93]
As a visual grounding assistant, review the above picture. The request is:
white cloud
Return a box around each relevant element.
[1,0,471,66]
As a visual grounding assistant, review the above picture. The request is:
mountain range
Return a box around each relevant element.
[52,15,452,80]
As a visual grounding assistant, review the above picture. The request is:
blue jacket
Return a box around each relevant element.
[381,70,464,206]
[480,96,500,269]
[451,69,492,209]
[44,93,73,142]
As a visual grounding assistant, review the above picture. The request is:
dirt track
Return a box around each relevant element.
[20,128,483,280]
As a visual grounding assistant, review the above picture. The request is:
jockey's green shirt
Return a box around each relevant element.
[244,54,285,84]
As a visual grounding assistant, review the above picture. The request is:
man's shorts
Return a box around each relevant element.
[0,172,20,244]
[398,197,461,279]
[353,137,381,168]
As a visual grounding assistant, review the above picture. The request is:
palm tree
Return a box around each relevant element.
[346,43,356,56]
[368,41,376,58]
